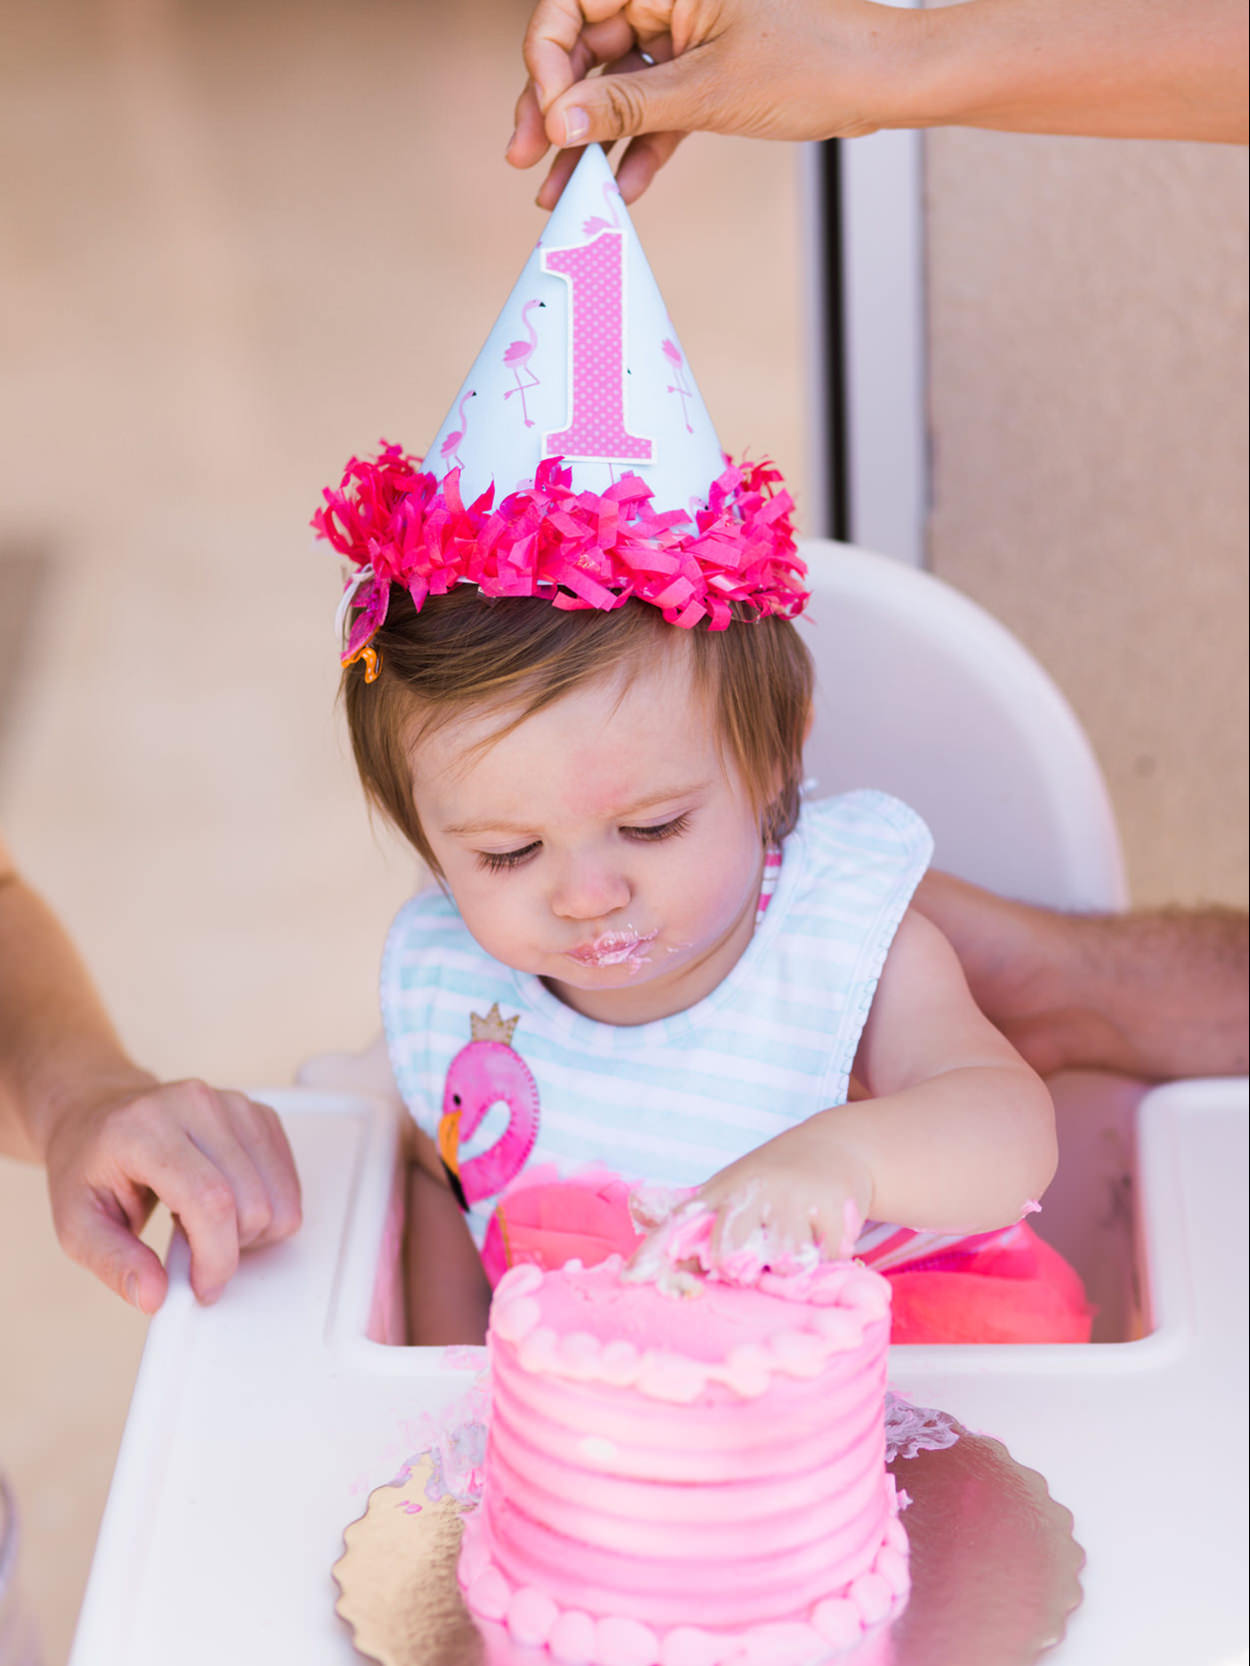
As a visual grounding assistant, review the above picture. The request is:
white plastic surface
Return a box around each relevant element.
[800,539,1128,912]
[70,1080,1248,1666]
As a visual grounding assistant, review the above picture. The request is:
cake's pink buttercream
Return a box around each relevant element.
[596,1616,661,1666]
[487,1405,882,1524]
[467,1562,509,1622]
[849,1570,894,1626]
[737,1620,830,1664]
[875,1543,911,1599]
[508,1585,558,1647]
[461,1257,908,1664]
[657,1631,725,1666]
[490,1337,886,1478]
[483,1478,883,1596]
[812,1597,863,1650]
[550,1610,598,1664]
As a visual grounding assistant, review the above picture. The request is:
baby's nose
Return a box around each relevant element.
[549,860,631,922]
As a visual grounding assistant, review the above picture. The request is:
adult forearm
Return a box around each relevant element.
[913,873,1250,1081]
[907,0,1248,144]
[1039,906,1250,1080]
[0,870,150,1162]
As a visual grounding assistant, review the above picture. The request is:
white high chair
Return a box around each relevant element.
[70,543,1248,1666]
[800,540,1127,912]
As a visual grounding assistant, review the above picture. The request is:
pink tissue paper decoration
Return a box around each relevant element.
[314,443,808,668]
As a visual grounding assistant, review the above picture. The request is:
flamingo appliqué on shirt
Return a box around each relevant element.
[435,1005,642,1286]
[437,1004,540,1214]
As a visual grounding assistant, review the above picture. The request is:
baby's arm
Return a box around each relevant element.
[404,1123,492,1346]
[699,907,1057,1260]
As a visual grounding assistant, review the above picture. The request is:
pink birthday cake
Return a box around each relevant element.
[458,1254,910,1665]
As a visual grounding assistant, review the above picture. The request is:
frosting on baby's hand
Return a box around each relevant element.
[626,1182,864,1295]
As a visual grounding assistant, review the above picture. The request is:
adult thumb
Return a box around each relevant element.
[546,54,711,149]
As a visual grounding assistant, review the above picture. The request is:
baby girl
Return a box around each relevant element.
[314,145,1090,1348]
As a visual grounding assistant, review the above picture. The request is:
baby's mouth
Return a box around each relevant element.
[565,928,659,971]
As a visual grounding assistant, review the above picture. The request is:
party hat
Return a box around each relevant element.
[315,146,805,669]
[424,143,724,512]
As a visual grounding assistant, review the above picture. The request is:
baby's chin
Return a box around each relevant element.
[537,943,690,1001]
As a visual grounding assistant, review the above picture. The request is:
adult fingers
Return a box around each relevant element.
[610,129,687,203]
[509,78,548,166]
[157,1081,300,1250]
[100,1098,250,1303]
[54,1123,238,1307]
[534,143,586,212]
[182,1095,286,1255]
[219,1091,303,1245]
[150,1137,245,1304]
[534,39,683,207]
[543,47,716,152]
[511,15,637,168]
[523,0,648,111]
[55,1190,169,1314]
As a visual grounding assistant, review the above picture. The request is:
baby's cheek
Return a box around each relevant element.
[674,858,750,939]
[458,885,520,963]
[494,892,550,971]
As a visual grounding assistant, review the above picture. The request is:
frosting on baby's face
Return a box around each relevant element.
[408,642,766,1026]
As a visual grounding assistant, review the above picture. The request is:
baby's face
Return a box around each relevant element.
[407,644,767,1025]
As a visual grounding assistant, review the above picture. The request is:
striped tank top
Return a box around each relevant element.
[381,789,1017,1276]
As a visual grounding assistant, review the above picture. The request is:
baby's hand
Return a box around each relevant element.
[43,1077,302,1313]
[696,1138,873,1275]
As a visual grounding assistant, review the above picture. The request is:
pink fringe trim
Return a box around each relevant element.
[313,442,808,663]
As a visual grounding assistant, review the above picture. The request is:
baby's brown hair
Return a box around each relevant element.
[343,589,814,874]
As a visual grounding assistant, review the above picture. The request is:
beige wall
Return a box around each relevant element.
[925,130,1249,907]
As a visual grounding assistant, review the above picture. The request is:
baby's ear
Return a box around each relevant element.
[802,703,815,746]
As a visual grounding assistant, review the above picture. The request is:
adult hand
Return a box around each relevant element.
[507,0,915,206]
[508,0,1249,208]
[43,1075,302,1314]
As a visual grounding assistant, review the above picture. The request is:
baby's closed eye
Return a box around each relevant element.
[477,842,541,872]
[621,812,691,842]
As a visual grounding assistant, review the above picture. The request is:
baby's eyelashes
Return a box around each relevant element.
[474,814,692,872]
[477,841,542,872]
[620,812,692,842]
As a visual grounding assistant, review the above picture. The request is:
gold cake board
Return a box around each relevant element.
[333,1418,1084,1666]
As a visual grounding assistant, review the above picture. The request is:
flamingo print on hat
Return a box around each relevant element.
[581,177,622,236]
[501,299,544,428]
[439,389,476,472]
[662,337,694,433]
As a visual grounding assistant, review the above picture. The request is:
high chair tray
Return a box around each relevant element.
[68,1080,1248,1666]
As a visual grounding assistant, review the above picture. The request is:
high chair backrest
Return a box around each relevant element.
[799,539,1128,911]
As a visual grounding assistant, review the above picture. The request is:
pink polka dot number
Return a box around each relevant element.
[543,231,654,465]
